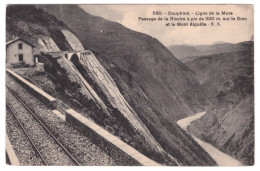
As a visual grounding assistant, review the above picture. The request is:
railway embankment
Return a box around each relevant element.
[6,68,160,166]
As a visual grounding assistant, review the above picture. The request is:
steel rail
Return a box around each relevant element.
[6,85,81,166]
[6,104,49,166]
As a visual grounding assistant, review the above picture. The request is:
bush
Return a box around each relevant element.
[10,62,27,68]
[24,64,30,68]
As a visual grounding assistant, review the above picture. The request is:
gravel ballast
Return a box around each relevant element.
[6,109,44,166]
[6,89,76,166]
[6,74,116,166]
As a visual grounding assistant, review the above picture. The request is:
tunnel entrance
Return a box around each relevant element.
[70,54,79,62]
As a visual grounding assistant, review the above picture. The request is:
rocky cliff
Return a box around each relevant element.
[61,29,84,51]
[78,52,164,153]
[186,42,254,165]
[33,35,60,53]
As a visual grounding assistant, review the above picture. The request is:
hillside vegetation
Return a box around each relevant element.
[6,5,72,51]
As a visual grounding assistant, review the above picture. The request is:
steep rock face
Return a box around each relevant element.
[61,29,84,51]
[78,52,164,153]
[34,35,60,53]
[62,58,109,112]
[186,43,254,165]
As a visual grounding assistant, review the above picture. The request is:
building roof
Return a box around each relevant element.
[6,37,36,47]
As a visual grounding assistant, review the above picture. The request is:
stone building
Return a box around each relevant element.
[6,37,35,66]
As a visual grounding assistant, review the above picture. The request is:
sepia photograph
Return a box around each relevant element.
[4,3,254,166]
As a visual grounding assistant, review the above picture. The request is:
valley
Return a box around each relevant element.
[5,4,254,166]
[176,41,254,165]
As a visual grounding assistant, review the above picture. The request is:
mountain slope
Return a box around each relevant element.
[195,41,253,56]
[168,41,253,62]
[38,4,211,120]
[7,5,217,165]
[6,5,170,164]
[36,5,217,165]
[167,45,203,60]
[185,43,254,165]
[6,5,76,52]
[185,43,254,101]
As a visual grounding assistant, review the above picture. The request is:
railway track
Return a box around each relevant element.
[6,85,81,166]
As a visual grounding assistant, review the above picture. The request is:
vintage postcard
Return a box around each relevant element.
[5,4,254,166]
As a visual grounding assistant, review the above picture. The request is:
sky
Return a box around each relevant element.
[79,5,254,46]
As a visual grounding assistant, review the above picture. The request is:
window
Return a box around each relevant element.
[18,43,23,49]
[19,54,23,62]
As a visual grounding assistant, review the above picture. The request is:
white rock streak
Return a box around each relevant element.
[79,52,164,153]
[58,58,110,115]
[61,29,84,51]
[37,36,60,52]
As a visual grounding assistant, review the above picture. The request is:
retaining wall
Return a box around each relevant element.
[6,68,57,109]
[66,109,160,166]
[6,134,20,166]
[6,68,161,166]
